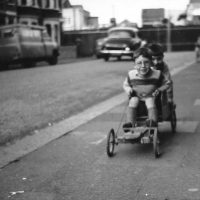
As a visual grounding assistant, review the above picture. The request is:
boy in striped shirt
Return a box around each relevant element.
[123,47,170,128]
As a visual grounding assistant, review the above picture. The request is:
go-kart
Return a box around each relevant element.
[106,91,176,158]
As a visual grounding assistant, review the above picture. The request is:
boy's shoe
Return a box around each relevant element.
[123,122,133,133]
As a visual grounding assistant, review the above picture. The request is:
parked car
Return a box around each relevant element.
[0,24,59,68]
[95,26,146,61]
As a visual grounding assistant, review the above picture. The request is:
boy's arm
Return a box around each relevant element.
[123,75,133,96]
[163,63,173,84]
[157,73,170,92]
[152,73,170,97]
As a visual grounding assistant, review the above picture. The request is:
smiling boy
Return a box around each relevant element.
[123,47,170,128]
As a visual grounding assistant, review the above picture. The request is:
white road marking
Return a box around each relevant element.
[91,135,107,145]
[171,61,194,76]
[194,99,200,106]
[188,188,199,192]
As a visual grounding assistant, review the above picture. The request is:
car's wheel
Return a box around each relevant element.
[104,55,109,62]
[48,55,58,65]
[96,54,101,59]
[117,56,121,61]
[21,61,36,68]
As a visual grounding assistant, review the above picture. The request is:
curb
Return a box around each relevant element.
[0,93,126,169]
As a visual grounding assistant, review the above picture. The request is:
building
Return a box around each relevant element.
[118,19,138,28]
[62,3,99,31]
[142,8,165,27]
[186,0,200,25]
[0,0,17,25]
[0,0,62,44]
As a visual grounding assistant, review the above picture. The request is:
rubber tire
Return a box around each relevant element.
[106,129,116,157]
[104,55,109,62]
[153,129,160,158]
[21,61,36,68]
[117,56,121,61]
[171,108,177,134]
[48,55,58,65]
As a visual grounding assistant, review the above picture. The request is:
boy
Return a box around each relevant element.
[123,47,170,128]
[148,43,174,103]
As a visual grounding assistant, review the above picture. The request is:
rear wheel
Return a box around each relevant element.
[171,109,177,133]
[153,129,160,158]
[117,56,121,61]
[106,129,116,157]
[48,55,58,65]
[21,61,36,68]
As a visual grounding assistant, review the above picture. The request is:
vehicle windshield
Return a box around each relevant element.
[108,30,135,38]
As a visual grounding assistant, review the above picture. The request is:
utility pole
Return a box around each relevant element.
[167,16,172,52]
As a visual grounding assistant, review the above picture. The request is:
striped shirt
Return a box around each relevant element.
[123,68,170,98]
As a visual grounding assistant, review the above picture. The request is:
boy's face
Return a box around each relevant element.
[152,56,164,68]
[135,55,151,76]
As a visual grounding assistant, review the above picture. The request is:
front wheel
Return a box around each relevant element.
[106,129,116,157]
[48,55,58,65]
[104,55,109,62]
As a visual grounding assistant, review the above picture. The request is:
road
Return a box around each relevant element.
[1,53,200,200]
[0,52,194,145]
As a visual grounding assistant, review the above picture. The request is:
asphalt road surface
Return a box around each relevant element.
[1,53,200,200]
[0,52,194,145]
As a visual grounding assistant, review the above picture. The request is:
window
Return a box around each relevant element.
[37,0,42,7]
[58,0,61,9]
[8,0,16,5]
[8,17,15,25]
[45,24,51,37]
[54,24,58,42]
[21,0,27,5]
[109,30,135,38]
[45,0,50,8]
[0,18,5,26]
[21,21,28,25]
[54,0,57,8]
[32,22,38,25]
[3,30,14,38]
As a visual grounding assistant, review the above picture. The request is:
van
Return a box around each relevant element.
[0,24,59,68]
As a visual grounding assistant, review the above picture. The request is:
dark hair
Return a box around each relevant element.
[148,43,164,57]
[133,47,152,61]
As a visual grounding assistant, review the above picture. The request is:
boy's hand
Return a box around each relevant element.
[152,89,160,97]
[128,88,133,97]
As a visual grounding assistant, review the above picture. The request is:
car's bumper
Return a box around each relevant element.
[100,49,133,56]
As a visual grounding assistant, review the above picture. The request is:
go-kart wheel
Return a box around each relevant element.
[171,109,177,134]
[153,129,161,158]
[106,129,116,157]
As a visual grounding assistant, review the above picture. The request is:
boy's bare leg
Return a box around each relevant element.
[128,107,137,126]
[147,107,158,126]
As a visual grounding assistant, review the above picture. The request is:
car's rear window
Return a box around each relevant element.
[109,30,135,38]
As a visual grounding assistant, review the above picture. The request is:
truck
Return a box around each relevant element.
[0,24,59,68]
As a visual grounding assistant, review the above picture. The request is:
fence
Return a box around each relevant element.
[61,26,200,57]
[140,26,200,51]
